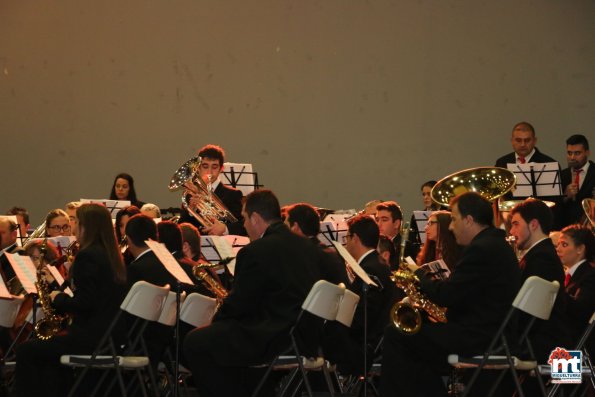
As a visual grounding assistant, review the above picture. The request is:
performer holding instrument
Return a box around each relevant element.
[15,203,127,397]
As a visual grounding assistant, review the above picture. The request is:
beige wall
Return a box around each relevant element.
[1,0,594,224]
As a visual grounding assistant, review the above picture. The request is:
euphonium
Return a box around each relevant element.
[192,263,228,308]
[168,156,237,228]
[390,222,447,334]
[34,239,70,340]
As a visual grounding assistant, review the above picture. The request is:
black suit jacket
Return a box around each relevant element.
[560,261,595,347]
[416,227,521,354]
[520,238,564,285]
[179,182,246,236]
[495,148,560,201]
[557,161,595,229]
[195,221,326,366]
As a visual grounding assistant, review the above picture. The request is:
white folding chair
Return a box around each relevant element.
[179,292,217,328]
[61,281,170,397]
[448,276,560,397]
[251,280,346,397]
[0,295,25,328]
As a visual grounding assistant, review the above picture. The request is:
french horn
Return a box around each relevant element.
[168,156,237,228]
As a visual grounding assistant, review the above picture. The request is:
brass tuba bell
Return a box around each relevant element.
[168,156,237,228]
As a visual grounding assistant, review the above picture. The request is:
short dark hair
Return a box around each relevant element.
[286,203,321,237]
[377,234,397,267]
[157,221,183,253]
[510,199,553,234]
[115,205,141,242]
[376,201,403,221]
[7,207,29,225]
[566,134,590,150]
[347,215,379,249]
[179,223,201,258]
[512,121,535,136]
[450,192,493,227]
[125,214,158,248]
[198,144,225,166]
[244,189,281,222]
[560,224,595,262]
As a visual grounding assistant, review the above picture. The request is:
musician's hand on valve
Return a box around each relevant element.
[203,220,226,236]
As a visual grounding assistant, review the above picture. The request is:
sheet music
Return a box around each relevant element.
[46,265,73,296]
[145,240,194,285]
[412,211,432,244]
[318,215,349,247]
[420,259,451,279]
[6,253,38,294]
[507,162,561,197]
[80,198,131,218]
[222,162,258,195]
[200,235,248,276]
[330,241,378,287]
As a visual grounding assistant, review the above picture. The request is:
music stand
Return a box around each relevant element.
[330,241,378,397]
[222,162,262,196]
[80,199,131,218]
[200,235,249,276]
[412,211,432,245]
[318,214,350,248]
[507,162,562,199]
[145,240,194,397]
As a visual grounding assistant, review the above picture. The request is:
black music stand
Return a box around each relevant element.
[508,162,562,199]
[222,162,262,195]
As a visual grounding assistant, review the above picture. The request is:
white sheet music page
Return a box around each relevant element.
[145,240,194,285]
[211,235,237,275]
[46,265,74,296]
[330,241,378,287]
[6,253,38,294]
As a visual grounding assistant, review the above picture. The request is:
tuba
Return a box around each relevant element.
[168,156,237,228]
[390,222,447,334]
[34,239,70,340]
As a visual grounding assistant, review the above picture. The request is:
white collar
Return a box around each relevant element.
[566,259,587,277]
[357,249,375,265]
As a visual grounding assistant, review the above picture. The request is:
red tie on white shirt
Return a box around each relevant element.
[575,169,583,188]
[518,156,526,164]
[564,273,571,287]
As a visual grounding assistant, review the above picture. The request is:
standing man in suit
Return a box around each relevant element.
[183,189,327,397]
[179,144,246,236]
[381,192,520,396]
[509,199,565,361]
[557,134,594,229]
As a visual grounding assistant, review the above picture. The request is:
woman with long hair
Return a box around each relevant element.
[416,210,462,271]
[15,203,127,397]
[109,172,145,208]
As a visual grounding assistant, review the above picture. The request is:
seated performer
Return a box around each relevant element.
[416,210,462,272]
[109,172,145,208]
[15,203,127,397]
[140,203,161,219]
[183,189,329,397]
[557,134,594,229]
[179,222,202,263]
[64,201,82,231]
[114,205,140,265]
[6,206,30,240]
[44,209,72,238]
[178,144,246,236]
[0,217,24,281]
[377,234,397,268]
[381,192,520,396]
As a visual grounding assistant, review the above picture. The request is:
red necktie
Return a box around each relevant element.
[564,273,571,287]
[575,169,583,187]
[518,156,526,164]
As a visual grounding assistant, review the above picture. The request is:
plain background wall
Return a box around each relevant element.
[1,0,594,225]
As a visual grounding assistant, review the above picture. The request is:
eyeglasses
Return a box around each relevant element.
[341,233,353,244]
[48,224,71,232]
[426,220,439,226]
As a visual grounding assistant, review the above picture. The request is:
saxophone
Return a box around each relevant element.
[192,262,229,309]
[34,239,70,340]
[390,222,447,334]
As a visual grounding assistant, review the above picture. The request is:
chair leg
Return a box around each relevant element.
[321,361,336,397]
[291,336,313,397]
[251,356,280,397]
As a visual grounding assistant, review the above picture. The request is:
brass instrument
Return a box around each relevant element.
[390,222,447,334]
[34,239,70,340]
[582,198,595,229]
[168,155,237,228]
[192,263,228,308]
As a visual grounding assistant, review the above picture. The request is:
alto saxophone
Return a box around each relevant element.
[390,222,447,334]
[192,262,228,309]
[34,239,70,340]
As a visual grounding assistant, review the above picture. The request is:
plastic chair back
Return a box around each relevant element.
[121,281,170,321]
[157,291,186,326]
[179,293,217,328]
[512,276,559,320]
[0,295,25,328]
[336,289,360,327]
[302,280,345,321]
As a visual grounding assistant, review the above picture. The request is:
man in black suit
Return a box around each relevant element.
[182,189,328,397]
[495,121,560,202]
[557,134,594,229]
[375,200,416,265]
[381,192,521,396]
[509,199,565,361]
[178,144,246,236]
[0,216,24,282]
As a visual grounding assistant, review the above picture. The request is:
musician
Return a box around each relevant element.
[381,192,520,396]
[6,206,30,240]
[416,211,462,272]
[179,222,202,262]
[140,203,161,219]
[183,189,327,397]
[285,202,350,285]
[178,144,246,236]
[557,134,594,229]
[44,209,72,238]
[64,201,82,231]
[326,215,396,376]
[114,205,140,265]
[0,217,24,281]
[508,199,565,361]
[109,172,145,208]
[556,225,595,356]
[15,203,127,397]
[377,234,397,268]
